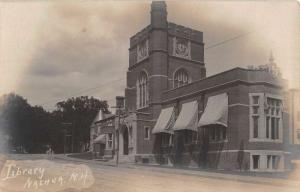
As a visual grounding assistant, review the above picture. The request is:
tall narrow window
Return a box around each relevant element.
[267,155,272,169]
[144,127,150,140]
[215,126,221,141]
[174,68,190,88]
[250,94,261,139]
[137,71,149,108]
[268,97,282,140]
[266,117,270,138]
[275,118,280,139]
[222,127,227,140]
[271,117,275,139]
[107,133,113,149]
[210,127,216,141]
[252,155,260,170]
[253,116,259,138]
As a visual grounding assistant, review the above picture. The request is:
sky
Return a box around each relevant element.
[0,0,299,111]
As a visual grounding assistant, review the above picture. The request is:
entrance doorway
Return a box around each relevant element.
[94,143,105,158]
[123,127,129,155]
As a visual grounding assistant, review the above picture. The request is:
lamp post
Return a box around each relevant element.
[110,107,125,166]
[111,96,125,166]
[61,122,72,155]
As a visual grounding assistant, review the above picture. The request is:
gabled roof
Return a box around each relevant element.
[90,110,115,128]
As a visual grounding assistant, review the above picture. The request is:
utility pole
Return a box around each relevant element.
[111,106,123,166]
[71,121,74,153]
[62,122,72,155]
[111,96,125,166]
[116,113,120,166]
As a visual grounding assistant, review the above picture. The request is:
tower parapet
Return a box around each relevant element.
[168,23,203,43]
[151,1,167,29]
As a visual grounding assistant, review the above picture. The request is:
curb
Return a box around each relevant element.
[54,155,300,189]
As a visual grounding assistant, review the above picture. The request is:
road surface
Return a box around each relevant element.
[1,154,300,192]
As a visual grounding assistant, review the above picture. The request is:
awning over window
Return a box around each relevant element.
[173,101,198,131]
[198,93,228,127]
[152,107,175,134]
[94,134,106,144]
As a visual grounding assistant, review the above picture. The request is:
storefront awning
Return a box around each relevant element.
[198,93,228,127]
[94,134,106,144]
[152,107,175,134]
[173,101,198,131]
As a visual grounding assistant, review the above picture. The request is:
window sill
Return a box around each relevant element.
[136,105,150,110]
[251,169,284,172]
[249,138,282,143]
[209,139,228,144]
[170,55,199,63]
[162,145,173,148]
[183,142,198,146]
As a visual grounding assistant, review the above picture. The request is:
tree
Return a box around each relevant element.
[0,93,51,153]
[0,93,110,153]
[53,96,110,153]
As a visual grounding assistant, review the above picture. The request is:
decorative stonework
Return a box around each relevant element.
[137,39,149,62]
[173,37,191,59]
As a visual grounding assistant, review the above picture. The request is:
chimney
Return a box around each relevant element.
[151,1,167,29]
[97,109,105,121]
[116,96,125,115]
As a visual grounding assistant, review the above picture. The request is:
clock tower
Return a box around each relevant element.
[124,1,206,155]
[125,1,205,114]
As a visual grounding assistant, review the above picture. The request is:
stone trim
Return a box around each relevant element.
[161,79,282,104]
[169,55,204,65]
[228,103,249,108]
[149,75,169,79]
[207,150,290,154]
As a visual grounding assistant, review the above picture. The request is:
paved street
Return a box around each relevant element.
[2,154,300,192]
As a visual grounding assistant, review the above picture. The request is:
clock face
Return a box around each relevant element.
[176,42,188,57]
[174,37,190,59]
[137,40,148,62]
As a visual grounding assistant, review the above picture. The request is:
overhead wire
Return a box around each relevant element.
[40,29,258,110]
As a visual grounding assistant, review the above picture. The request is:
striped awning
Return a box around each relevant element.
[173,101,198,131]
[152,107,175,134]
[94,134,106,144]
[198,93,228,127]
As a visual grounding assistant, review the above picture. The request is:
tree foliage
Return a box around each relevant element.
[0,93,110,153]
[53,96,110,153]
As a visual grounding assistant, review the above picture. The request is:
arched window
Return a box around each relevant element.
[137,71,149,108]
[174,68,189,88]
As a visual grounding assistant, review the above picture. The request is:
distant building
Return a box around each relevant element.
[288,89,300,145]
[250,52,282,78]
[90,1,292,172]
[90,109,115,159]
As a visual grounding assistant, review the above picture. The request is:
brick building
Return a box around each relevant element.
[90,1,292,172]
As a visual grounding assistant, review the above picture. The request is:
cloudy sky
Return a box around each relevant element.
[0,0,299,111]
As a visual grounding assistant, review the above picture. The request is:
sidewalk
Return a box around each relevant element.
[54,154,300,189]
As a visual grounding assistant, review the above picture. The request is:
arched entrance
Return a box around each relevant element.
[123,126,129,155]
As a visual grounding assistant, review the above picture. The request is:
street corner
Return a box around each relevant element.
[0,159,95,192]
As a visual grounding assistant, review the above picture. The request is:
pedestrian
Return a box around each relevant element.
[50,147,54,160]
